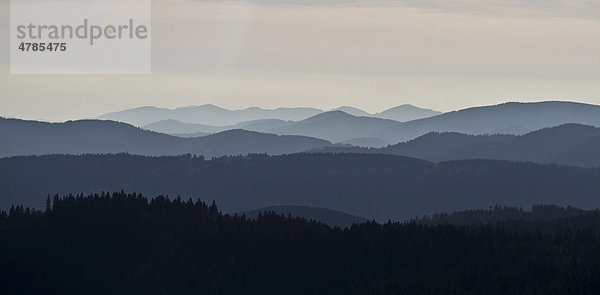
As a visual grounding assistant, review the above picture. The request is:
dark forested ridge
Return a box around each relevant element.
[1,192,599,294]
[240,205,368,228]
[314,123,600,167]
[2,153,600,221]
[415,204,600,232]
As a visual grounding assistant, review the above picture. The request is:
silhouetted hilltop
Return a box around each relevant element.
[2,153,600,221]
[374,104,441,122]
[0,118,331,158]
[240,205,368,228]
[332,106,370,117]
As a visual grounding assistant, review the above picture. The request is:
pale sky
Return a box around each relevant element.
[1,0,599,121]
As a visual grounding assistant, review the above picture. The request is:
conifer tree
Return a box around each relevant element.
[45,195,51,213]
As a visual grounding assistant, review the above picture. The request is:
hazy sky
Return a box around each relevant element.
[1,0,599,121]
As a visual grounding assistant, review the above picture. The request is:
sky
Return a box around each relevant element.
[0,0,599,121]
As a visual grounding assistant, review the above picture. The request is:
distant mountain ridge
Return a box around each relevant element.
[0,117,331,158]
[374,104,442,122]
[131,101,600,147]
[98,104,440,128]
[143,118,294,136]
[264,111,399,144]
[142,111,401,147]
[236,101,600,148]
[373,101,600,143]
[313,123,600,167]
[98,105,323,127]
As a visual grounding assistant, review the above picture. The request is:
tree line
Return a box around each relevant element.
[1,192,599,294]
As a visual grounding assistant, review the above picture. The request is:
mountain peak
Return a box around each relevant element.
[332,106,370,117]
[180,104,227,111]
[304,110,357,121]
[376,104,441,122]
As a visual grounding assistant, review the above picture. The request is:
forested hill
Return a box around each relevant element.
[1,192,599,294]
[240,205,368,228]
[2,153,600,221]
[415,205,600,232]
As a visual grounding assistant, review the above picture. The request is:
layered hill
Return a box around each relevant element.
[374,104,442,122]
[0,118,331,158]
[265,111,398,144]
[143,118,294,136]
[99,104,440,128]
[98,105,323,126]
[314,124,600,167]
[374,101,600,143]
[105,101,600,146]
[2,153,600,221]
[140,101,600,147]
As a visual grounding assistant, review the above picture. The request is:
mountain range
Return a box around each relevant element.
[332,104,442,121]
[5,103,600,167]
[136,101,600,147]
[99,104,441,128]
[141,113,397,146]
[314,123,600,167]
[142,118,295,137]
[265,111,399,144]
[0,118,331,158]
[372,101,600,143]
[97,105,323,127]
